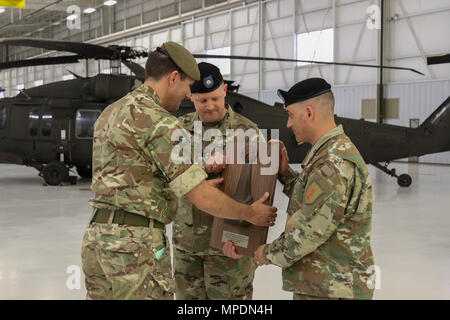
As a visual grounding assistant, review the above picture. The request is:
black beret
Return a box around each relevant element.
[190,62,224,94]
[277,78,331,107]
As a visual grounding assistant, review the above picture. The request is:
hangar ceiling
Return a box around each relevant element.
[0,1,95,37]
[0,0,245,38]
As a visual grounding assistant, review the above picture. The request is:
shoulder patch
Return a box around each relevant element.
[320,164,334,177]
[304,181,323,204]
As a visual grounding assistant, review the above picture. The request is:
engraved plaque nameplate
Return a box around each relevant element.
[221,231,249,248]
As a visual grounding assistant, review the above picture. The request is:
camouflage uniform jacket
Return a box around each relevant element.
[173,105,260,255]
[263,125,375,299]
[89,84,207,224]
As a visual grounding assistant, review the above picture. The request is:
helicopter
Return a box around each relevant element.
[0,37,449,187]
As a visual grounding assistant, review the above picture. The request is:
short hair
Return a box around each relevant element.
[145,50,187,81]
[319,91,335,111]
[302,91,335,118]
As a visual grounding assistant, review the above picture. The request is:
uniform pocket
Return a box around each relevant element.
[149,228,175,294]
[96,225,143,278]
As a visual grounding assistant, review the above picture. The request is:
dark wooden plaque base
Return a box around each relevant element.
[210,157,277,257]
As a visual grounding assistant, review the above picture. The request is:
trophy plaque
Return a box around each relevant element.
[210,144,277,256]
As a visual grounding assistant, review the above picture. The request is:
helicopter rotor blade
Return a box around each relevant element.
[122,61,145,80]
[427,53,450,65]
[0,55,82,71]
[0,37,115,59]
[193,54,425,76]
[66,69,86,80]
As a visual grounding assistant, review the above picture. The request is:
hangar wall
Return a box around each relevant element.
[0,0,449,163]
[246,79,450,164]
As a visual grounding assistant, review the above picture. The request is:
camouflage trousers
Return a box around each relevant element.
[174,248,257,300]
[81,222,174,300]
[293,293,347,300]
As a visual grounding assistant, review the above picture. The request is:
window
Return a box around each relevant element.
[41,112,53,136]
[62,74,75,81]
[76,110,101,139]
[205,47,231,76]
[296,28,334,66]
[16,84,24,94]
[0,106,6,129]
[28,109,39,136]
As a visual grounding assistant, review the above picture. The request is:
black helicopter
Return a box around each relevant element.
[0,38,449,187]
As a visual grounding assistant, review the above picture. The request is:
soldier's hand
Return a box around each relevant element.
[205,153,226,174]
[254,244,269,266]
[222,240,242,259]
[248,192,277,227]
[268,139,289,175]
[206,177,224,189]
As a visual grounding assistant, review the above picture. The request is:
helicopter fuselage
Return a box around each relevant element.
[0,76,449,187]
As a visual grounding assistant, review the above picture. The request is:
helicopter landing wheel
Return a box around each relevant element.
[76,165,92,179]
[43,161,69,186]
[397,174,412,187]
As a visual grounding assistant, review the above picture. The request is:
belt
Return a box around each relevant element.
[90,208,165,229]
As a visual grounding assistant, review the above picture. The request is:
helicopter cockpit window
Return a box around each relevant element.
[76,110,101,139]
[41,113,53,136]
[0,106,6,130]
[28,109,39,136]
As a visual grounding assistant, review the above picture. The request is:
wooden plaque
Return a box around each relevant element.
[210,145,277,256]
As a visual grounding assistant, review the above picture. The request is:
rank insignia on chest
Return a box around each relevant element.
[304,181,323,204]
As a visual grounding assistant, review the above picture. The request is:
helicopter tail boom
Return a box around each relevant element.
[416,96,450,155]
[419,96,450,134]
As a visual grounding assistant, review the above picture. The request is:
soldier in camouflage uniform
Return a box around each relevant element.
[81,43,277,300]
[173,62,259,300]
[251,78,376,300]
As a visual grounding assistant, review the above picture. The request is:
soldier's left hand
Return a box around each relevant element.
[205,153,226,174]
[254,244,269,266]
[222,240,242,259]
[268,139,289,175]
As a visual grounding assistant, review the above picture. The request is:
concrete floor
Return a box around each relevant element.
[0,162,449,300]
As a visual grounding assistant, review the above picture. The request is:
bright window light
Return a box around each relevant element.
[205,47,231,76]
[0,8,5,14]
[84,8,96,14]
[296,28,334,66]
[16,84,24,92]
[103,0,117,6]
[34,80,44,86]
[62,74,75,81]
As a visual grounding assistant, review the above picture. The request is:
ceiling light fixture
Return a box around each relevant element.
[84,8,96,14]
[103,0,117,6]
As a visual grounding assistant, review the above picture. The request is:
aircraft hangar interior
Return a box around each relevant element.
[0,0,449,301]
